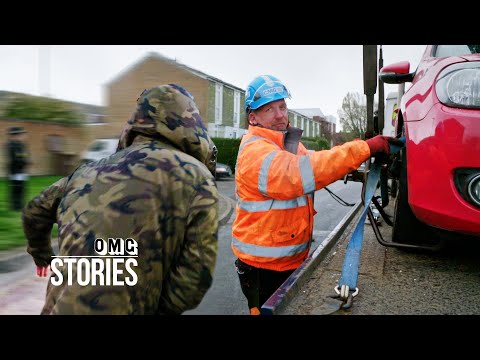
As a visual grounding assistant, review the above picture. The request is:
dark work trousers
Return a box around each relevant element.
[10,180,26,211]
[235,258,294,312]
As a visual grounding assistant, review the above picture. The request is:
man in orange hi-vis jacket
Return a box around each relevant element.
[232,75,402,315]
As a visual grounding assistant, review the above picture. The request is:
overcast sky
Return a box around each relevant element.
[0,45,426,120]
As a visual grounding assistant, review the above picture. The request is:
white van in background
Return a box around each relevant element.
[383,91,398,137]
[80,138,118,164]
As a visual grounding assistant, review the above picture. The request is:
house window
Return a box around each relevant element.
[215,83,223,124]
[233,91,240,128]
[46,134,64,153]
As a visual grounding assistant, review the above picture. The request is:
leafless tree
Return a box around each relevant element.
[338,92,376,139]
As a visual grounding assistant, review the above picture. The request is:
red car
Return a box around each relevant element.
[380,45,480,244]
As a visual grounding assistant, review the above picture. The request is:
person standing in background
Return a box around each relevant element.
[5,126,30,211]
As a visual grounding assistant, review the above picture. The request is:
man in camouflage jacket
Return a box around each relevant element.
[22,84,219,315]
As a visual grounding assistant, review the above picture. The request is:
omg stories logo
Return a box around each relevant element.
[50,238,138,287]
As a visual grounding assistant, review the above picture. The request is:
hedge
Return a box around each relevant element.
[211,137,241,172]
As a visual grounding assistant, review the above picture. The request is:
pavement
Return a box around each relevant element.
[0,193,235,273]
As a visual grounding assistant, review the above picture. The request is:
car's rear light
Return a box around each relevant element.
[436,62,480,109]
[454,168,480,208]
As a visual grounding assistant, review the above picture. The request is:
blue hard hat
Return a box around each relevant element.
[244,75,291,112]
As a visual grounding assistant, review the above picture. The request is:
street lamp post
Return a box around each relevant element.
[39,45,50,97]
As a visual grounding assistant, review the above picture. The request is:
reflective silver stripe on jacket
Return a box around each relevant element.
[299,155,315,194]
[258,151,278,196]
[232,237,310,258]
[237,195,308,212]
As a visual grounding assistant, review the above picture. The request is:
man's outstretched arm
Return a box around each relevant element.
[22,177,68,270]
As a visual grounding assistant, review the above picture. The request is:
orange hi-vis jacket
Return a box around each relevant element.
[231,125,371,272]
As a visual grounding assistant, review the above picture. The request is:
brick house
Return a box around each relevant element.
[103,52,249,141]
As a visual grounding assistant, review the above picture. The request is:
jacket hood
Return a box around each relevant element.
[116,84,217,176]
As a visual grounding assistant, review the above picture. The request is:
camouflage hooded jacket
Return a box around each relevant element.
[22,84,219,315]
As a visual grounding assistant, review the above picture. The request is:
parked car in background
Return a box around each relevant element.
[380,45,480,244]
[215,162,232,180]
[80,138,118,164]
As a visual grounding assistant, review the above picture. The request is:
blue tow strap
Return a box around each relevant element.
[337,138,405,298]
[337,162,381,290]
